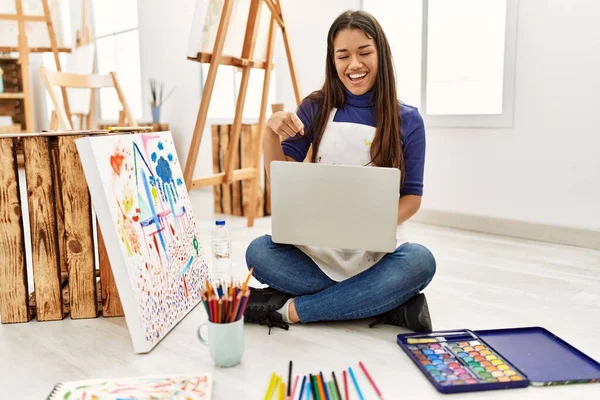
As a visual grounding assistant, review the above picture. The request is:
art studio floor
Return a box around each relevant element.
[1,192,600,399]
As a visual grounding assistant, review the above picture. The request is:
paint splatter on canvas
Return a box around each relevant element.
[48,374,212,399]
[76,132,209,353]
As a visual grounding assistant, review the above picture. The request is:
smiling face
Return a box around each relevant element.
[333,28,378,96]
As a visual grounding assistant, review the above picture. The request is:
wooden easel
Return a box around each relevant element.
[0,0,71,132]
[184,0,301,227]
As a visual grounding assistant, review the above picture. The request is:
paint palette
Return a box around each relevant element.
[400,332,527,393]
[407,339,525,390]
[398,328,600,394]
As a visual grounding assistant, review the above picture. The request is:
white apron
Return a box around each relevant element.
[296,109,406,282]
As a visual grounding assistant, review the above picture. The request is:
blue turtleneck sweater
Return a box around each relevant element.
[281,89,426,196]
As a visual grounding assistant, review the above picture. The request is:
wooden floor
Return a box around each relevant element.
[1,195,600,399]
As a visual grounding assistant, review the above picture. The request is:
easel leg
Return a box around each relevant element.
[183,0,235,188]
[247,16,277,227]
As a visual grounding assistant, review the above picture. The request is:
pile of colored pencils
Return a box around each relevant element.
[264,360,384,400]
[200,269,253,324]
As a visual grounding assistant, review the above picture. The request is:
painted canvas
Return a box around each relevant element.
[47,374,213,399]
[76,132,209,353]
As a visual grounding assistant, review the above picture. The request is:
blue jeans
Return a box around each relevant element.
[245,235,436,323]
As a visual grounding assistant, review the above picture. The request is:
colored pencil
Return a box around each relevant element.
[278,379,285,400]
[243,267,254,291]
[209,297,216,322]
[298,376,307,400]
[218,298,223,323]
[264,372,277,400]
[328,381,339,400]
[332,372,342,400]
[290,376,300,400]
[201,280,253,323]
[359,361,383,399]
[348,368,364,400]
[310,374,319,400]
[236,289,251,321]
[288,361,293,397]
[201,294,209,317]
[317,374,326,400]
[230,291,243,322]
[319,372,329,400]
[343,370,349,400]
[306,381,311,400]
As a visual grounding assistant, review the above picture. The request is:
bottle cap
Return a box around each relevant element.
[215,220,225,226]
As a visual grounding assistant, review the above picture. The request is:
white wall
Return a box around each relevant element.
[276,0,600,232]
[137,0,209,180]
[422,0,600,231]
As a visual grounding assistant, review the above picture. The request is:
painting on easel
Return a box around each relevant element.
[76,132,209,353]
[0,0,67,48]
[187,0,271,61]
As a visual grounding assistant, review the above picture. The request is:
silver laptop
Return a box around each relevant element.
[270,161,400,252]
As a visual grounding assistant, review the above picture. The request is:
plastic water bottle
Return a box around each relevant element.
[211,220,232,281]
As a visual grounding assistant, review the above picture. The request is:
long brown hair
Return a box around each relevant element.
[305,10,404,175]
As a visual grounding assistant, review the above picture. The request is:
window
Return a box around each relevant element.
[363,0,518,127]
[92,0,143,121]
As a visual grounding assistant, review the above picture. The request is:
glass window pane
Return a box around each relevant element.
[114,30,143,119]
[96,35,116,74]
[93,0,116,37]
[426,0,507,115]
[96,36,117,120]
[363,0,423,108]
[114,0,139,32]
[99,87,120,121]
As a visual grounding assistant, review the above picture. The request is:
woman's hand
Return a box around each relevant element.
[266,111,305,138]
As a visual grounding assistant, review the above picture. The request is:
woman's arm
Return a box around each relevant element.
[263,128,297,181]
[397,195,422,225]
[264,110,308,181]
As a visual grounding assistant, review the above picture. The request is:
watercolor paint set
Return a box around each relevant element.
[397,326,600,394]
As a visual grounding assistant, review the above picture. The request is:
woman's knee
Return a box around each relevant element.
[245,235,274,272]
[392,243,436,287]
[409,243,436,283]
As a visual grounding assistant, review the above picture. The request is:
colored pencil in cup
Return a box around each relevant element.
[243,267,254,291]
[230,291,243,322]
[348,368,364,400]
[236,289,251,321]
[358,361,383,399]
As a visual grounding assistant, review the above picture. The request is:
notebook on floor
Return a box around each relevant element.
[46,373,213,399]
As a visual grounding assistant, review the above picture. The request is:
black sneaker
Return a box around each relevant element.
[244,287,291,334]
[369,293,432,332]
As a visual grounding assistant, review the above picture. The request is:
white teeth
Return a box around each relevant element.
[349,73,367,79]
